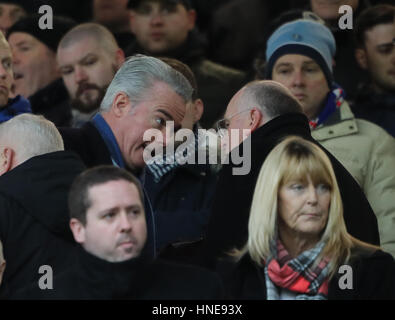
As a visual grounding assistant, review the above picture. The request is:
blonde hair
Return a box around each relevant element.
[239,136,377,279]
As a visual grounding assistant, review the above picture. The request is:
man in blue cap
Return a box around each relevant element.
[265,18,395,257]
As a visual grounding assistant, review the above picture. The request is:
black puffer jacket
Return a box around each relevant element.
[28,78,72,127]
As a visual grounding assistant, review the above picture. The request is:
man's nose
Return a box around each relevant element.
[291,70,305,86]
[150,11,164,25]
[74,66,88,84]
[119,213,132,232]
[11,48,20,65]
[0,64,7,79]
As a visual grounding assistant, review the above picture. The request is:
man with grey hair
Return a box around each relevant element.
[197,80,380,268]
[57,23,125,127]
[60,54,192,171]
[59,54,193,257]
[0,114,85,294]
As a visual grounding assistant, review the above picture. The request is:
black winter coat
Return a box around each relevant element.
[199,113,380,267]
[11,245,224,300]
[222,247,395,300]
[29,78,72,127]
[143,161,218,255]
[0,151,85,294]
[59,121,113,168]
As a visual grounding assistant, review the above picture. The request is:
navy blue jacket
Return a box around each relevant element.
[143,161,218,257]
[0,95,31,123]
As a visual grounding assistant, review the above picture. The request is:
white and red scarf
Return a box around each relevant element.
[264,239,330,300]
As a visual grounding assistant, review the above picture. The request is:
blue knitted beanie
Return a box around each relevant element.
[265,19,336,86]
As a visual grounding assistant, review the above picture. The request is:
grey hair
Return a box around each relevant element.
[100,54,193,111]
[0,114,64,165]
[239,80,303,120]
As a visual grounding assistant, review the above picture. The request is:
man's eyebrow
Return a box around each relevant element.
[98,206,119,215]
[376,40,395,49]
[156,108,173,120]
[58,53,97,68]
[11,8,24,15]
[274,62,292,68]
[15,40,31,47]
[302,60,318,65]
[79,53,97,62]
[98,204,142,214]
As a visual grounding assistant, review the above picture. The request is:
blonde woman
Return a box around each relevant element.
[225,136,395,300]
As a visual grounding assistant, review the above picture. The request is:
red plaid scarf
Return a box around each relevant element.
[309,84,345,130]
[265,240,329,298]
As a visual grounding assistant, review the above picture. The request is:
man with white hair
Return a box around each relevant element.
[0,114,85,294]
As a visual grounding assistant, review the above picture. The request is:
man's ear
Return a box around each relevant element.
[249,108,263,132]
[115,48,126,68]
[355,48,368,70]
[111,92,132,118]
[0,147,14,176]
[129,11,137,34]
[70,218,86,244]
[193,98,204,122]
[187,9,197,31]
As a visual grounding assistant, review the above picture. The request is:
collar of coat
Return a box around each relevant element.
[312,101,359,141]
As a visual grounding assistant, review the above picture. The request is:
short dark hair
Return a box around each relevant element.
[159,57,199,100]
[68,166,144,225]
[355,4,395,48]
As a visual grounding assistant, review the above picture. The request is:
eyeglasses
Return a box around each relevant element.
[216,109,253,132]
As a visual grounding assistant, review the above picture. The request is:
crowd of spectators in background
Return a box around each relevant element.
[0,0,394,300]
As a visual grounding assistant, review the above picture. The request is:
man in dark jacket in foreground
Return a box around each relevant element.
[199,80,380,268]
[0,114,85,295]
[12,166,224,299]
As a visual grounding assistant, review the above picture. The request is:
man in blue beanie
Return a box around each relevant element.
[265,19,395,258]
